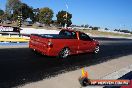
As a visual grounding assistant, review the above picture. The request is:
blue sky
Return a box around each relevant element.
[0,0,132,30]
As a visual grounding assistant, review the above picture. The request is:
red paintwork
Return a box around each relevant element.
[121,80,132,88]
[29,29,99,56]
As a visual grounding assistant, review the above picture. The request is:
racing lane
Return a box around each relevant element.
[0,38,132,88]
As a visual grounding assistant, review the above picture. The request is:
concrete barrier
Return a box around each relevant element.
[20,28,60,35]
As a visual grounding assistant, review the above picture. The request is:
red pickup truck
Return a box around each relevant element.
[29,29,99,59]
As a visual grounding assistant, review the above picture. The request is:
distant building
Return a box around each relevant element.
[24,18,33,26]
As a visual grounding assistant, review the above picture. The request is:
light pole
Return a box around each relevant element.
[64,0,68,28]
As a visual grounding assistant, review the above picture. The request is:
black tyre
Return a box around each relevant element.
[58,48,70,59]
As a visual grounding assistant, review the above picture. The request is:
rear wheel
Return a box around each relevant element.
[58,48,70,59]
[94,46,99,53]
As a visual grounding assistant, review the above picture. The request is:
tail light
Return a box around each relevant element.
[47,41,53,48]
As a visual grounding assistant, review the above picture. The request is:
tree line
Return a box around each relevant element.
[0,0,72,27]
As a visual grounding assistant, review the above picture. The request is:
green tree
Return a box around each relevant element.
[92,27,99,30]
[6,0,21,15]
[0,9,4,22]
[39,7,54,25]
[33,8,40,22]
[56,10,72,27]
[0,9,4,16]
[105,28,109,30]
[85,24,89,28]
[13,3,34,21]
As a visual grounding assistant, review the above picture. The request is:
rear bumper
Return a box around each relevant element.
[29,44,47,55]
[29,44,58,56]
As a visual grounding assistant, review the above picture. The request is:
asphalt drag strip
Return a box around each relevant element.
[0,37,131,88]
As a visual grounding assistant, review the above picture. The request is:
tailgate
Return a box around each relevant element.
[29,34,49,52]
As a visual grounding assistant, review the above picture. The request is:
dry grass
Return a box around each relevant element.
[79,30,132,37]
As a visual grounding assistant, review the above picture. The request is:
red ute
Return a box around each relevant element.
[29,29,99,58]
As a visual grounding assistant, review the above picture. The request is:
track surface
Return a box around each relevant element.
[0,37,132,88]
